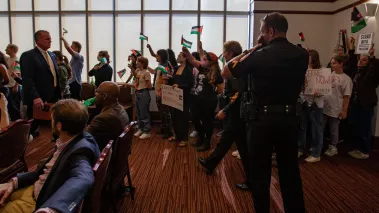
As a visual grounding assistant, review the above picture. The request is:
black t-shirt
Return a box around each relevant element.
[194,66,223,100]
[230,37,309,106]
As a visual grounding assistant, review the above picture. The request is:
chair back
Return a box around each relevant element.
[109,122,136,191]
[82,140,113,213]
[81,83,95,100]
[0,120,32,168]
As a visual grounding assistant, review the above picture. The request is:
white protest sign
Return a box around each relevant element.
[162,85,183,111]
[304,68,332,96]
[356,33,374,54]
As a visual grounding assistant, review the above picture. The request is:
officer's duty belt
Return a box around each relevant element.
[257,105,295,114]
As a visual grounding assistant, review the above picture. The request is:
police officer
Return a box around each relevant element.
[197,41,250,190]
[222,13,307,213]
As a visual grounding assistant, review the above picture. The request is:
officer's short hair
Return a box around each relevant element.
[223,41,242,58]
[261,12,288,33]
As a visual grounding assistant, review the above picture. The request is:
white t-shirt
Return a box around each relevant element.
[136,69,151,90]
[323,72,353,118]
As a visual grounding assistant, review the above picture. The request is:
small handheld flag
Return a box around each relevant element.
[100,57,107,64]
[181,36,193,49]
[191,26,203,35]
[299,32,305,42]
[63,28,68,35]
[218,54,225,64]
[351,7,367,33]
[139,33,148,41]
[14,61,20,70]
[157,65,169,74]
[117,68,127,78]
[130,49,141,56]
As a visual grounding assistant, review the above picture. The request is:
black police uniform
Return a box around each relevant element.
[198,78,250,186]
[230,37,308,213]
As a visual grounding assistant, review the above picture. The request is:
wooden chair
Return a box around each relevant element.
[0,120,32,183]
[109,121,137,211]
[81,140,113,213]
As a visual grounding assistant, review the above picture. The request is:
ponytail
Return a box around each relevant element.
[63,55,72,79]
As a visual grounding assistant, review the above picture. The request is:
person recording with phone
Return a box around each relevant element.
[222,13,307,213]
[88,51,113,88]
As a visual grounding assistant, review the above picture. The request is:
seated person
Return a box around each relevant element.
[87,81,129,150]
[0,99,100,213]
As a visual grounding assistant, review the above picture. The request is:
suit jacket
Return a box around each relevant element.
[88,63,113,88]
[20,47,61,105]
[87,103,129,150]
[17,131,100,213]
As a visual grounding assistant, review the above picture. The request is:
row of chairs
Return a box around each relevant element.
[79,121,137,213]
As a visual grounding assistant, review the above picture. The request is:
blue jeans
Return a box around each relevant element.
[323,115,340,147]
[298,103,324,157]
[135,89,151,132]
[352,104,373,154]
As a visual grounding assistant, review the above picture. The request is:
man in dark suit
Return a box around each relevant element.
[20,30,61,136]
[87,81,129,151]
[0,99,100,213]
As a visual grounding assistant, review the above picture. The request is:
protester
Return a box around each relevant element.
[88,51,113,88]
[52,51,72,98]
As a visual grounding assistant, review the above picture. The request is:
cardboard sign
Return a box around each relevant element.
[161,85,183,111]
[356,33,374,54]
[304,68,332,96]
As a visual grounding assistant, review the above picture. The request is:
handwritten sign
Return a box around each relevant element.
[356,33,374,54]
[304,68,332,96]
[162,85,183,111]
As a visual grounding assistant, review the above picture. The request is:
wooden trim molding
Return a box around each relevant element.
[253,0,371,15]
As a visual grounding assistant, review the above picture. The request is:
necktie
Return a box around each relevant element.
[42,51,57,87]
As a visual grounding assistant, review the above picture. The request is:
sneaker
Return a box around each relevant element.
[178,141,188,147]
[236,153,241,160]
[139,133,151,140]
[324,145,338,157]
[134,130,143,137]
[232,150,239,157]
[190,131,198,138]
[298,152,303,158]
[305,156,321,163]
[28,134,34,143]
[348,150,359,156]
[349,150,369,159]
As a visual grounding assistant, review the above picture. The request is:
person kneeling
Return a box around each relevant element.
[0,99,100,213]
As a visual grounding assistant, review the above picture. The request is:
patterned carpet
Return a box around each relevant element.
[25,125,379,213]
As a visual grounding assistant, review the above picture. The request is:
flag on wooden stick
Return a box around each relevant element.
[139,33,148,41]
[117,68,127,78]
[181,36,193,49]
[351,7,367,33]
[191,26,203,35]
[299,32,305,42]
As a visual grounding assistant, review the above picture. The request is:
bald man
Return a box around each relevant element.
[86,81,129,150]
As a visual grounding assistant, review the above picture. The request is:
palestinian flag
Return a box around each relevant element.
[14,61,20,70]
[219,54,225,64]
[131,49,141,57]
[299,32,305,42]
[191,26,203,35]
[157,65,169,74]
[181,36,193,49]
[100,57,107,64]
[139,33,148,41]
[351,7,367,33]
[117,68,127,78]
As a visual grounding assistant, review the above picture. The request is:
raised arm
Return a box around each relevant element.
[198,41,205,58]
[61,36,77,58]
[147,44,156,58]
[182,46,201,69]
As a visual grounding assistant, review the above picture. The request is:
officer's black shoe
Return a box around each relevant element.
[197,157,215,173]
[196,143,210,152]
[236,183,250,191]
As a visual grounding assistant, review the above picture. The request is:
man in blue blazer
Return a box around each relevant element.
[0,99,100,213]
[20,30,62,136]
